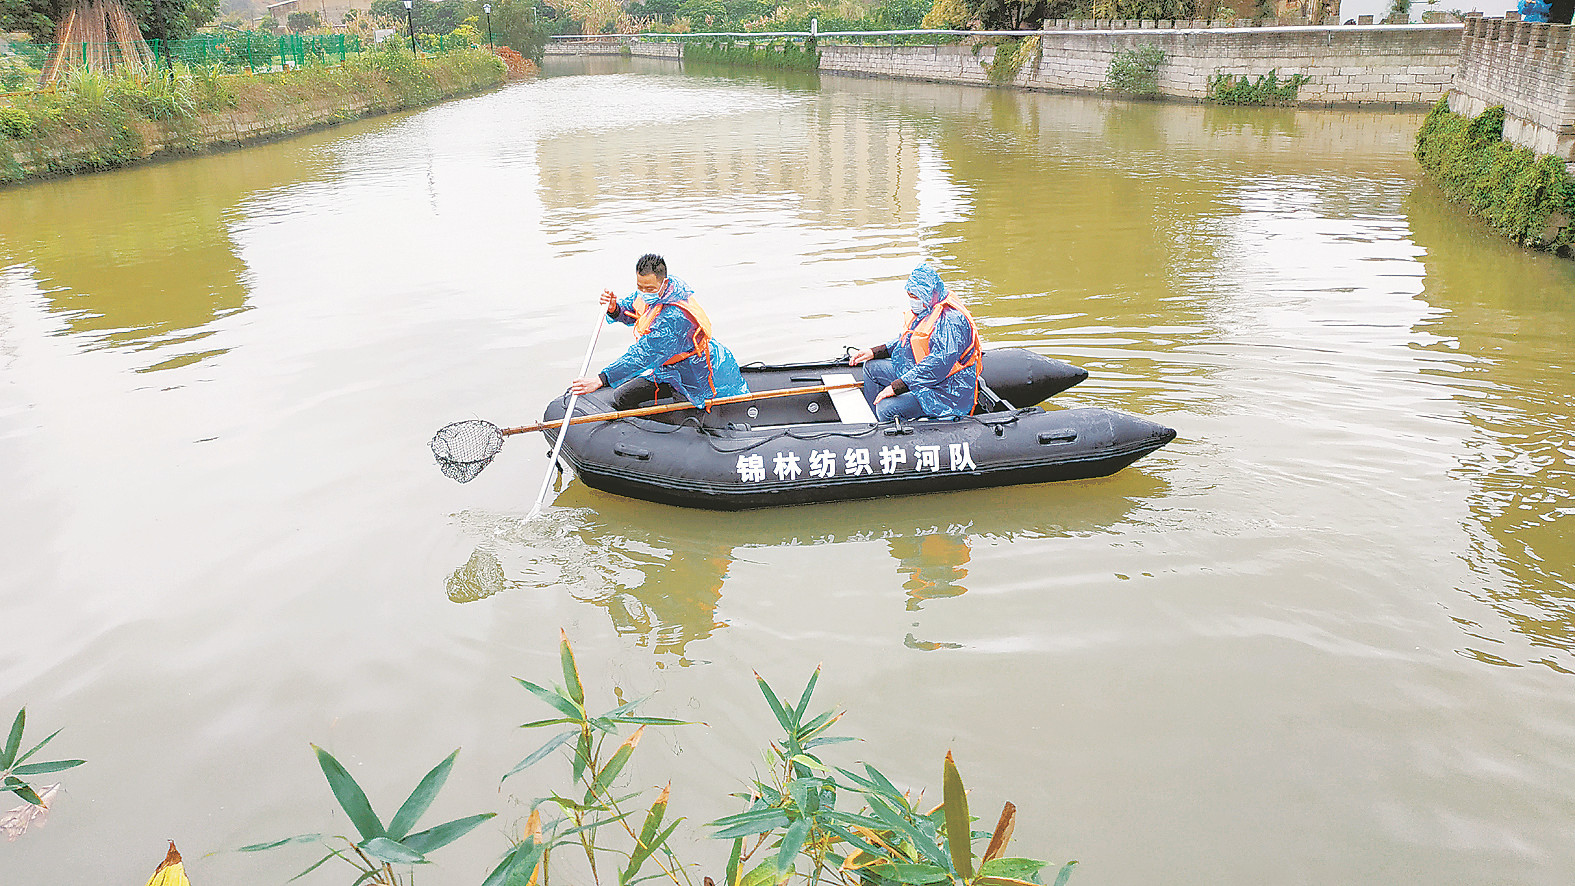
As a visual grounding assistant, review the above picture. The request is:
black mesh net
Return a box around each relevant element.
[430,419,506,483]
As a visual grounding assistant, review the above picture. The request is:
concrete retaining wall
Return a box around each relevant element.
[820,24,1463,108]
[1447,17,1575,161]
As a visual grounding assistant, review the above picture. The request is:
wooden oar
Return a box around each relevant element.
[502,380,863,436]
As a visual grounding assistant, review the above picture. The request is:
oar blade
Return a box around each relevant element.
[430,420,506,483]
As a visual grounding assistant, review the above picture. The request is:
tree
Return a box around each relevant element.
[286,8,320,29]
[0,0,217,41]
[478,0,547,59]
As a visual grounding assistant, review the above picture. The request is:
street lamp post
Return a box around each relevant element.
[483,3,493,49]
[403,0,417,58]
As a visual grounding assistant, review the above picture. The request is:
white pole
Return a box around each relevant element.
[528,312,606,518]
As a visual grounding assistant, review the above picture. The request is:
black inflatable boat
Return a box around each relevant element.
[541,348,1175,510]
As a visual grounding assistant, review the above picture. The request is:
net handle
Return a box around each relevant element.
[529,311,608,517]
[503,380,864,438]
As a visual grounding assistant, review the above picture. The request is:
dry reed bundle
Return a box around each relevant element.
[41,0,155,83]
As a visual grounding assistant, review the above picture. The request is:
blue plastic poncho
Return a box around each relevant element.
[882,266,980,418]
[599,275,749,408]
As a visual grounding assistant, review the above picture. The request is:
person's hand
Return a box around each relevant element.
[570,376,604,396]
[599,290,618,314]
[849,347,875,366]
[873,385,895,404]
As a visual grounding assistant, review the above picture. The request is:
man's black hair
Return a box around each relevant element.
[635,253,668,279]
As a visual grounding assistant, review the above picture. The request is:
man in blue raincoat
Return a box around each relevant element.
[571,254,748,407]
[848,265,982,421]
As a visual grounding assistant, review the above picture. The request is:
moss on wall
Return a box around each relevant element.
[1415,98,1575,256]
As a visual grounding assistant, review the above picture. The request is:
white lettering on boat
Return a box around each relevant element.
[914,444,941,472]
[773,451,802,481]
[845,447,873,475]
[809,449,837,478]
[737,454,766,482]
[879,445,907,474]
[948,442,977,471]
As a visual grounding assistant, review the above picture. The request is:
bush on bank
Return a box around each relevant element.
[1414,98,1575,255]
[0,47,508,185]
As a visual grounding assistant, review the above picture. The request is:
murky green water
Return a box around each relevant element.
[3,57,1574,884]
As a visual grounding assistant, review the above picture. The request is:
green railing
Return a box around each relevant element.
[1,32,478,91]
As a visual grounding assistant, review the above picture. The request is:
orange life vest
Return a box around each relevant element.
[900,294,982,380]
[632,292,720,396]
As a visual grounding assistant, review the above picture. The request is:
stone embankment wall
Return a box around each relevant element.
[1447,17,1575,161]
[819,24,1463,108]
[542,41,680,58]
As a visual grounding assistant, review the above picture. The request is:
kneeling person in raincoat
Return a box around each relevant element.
[848,265,982,422]
[571,253,749,406]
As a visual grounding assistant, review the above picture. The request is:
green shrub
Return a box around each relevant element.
[1415,99,1575,254]
[1206,69,1310,105]
[1106,43,1165,95]
[0,106,33,138]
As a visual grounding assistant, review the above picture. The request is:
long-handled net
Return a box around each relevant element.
[429,379,861,484]
[430,419,507,483]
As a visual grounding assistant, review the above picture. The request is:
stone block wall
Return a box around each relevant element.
[1447,17,1575,161]
[821,24,1462,107]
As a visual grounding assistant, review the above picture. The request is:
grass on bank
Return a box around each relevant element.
[0,46,510,183]
[1415,99,1575,255]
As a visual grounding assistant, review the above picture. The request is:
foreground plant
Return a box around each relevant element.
[710,671,1075,886]
[240,746,494,885]
[2,707,85,808]
[492,629,698,886]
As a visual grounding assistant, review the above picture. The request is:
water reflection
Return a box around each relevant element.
[1405,181,1575,669]
[445,473,1163,662]
[0,138,330,371]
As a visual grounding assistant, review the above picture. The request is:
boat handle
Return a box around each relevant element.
[1038,430,1077,445]
[613,443,652,460]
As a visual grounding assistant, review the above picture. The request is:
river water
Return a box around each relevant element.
[2,56,1574,884]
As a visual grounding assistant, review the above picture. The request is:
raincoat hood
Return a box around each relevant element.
[904,265,947,312]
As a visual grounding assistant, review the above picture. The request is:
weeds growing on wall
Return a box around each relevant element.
[1206,70,1310,105]
[683,40,820,72]
[1414,99,1575,255]
[0,49,507,185]
[1105,43,1166,95]
[985,35,1042,86]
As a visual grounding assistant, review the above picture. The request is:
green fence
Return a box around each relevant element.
[2,32,478,90]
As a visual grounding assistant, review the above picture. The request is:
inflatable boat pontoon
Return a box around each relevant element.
[541,348,1175,510]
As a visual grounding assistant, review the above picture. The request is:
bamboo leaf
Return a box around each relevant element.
[882,862,951,884]
[624,816,681,883]
[13,727,63,767]
[793,666,821,722]
[739,860,779,886]
[572,731,592,785]
[612,716,699,727]
[311,745,385,841]
[819,820,892,864]
[6,780,43,806]
[483,840,545,886]
[402,812,496,854]
[2,709,22,769]
[867,797,949,871]
[633,784,670,855]
[976,877,1041,886]
[942,751,972,880]
[518,717,582,730]
[144,841,190,886]
[559,630,585,707]
[514,678,586,721]
[386,749,458,841]
[801,735,858,750]
[237,834,324,852]
[362,835,427,865]
[11,759,84,776]
[590,726,645,798]
[503,731,577,783]
[981,802,1016,863]
[286,849,350,883]
[725,837,743,886]
[978,858,1047,880]
[753,672,795,732]
[1052,860,1078,886]
[709,807,791,839]
[775,818,809,877]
